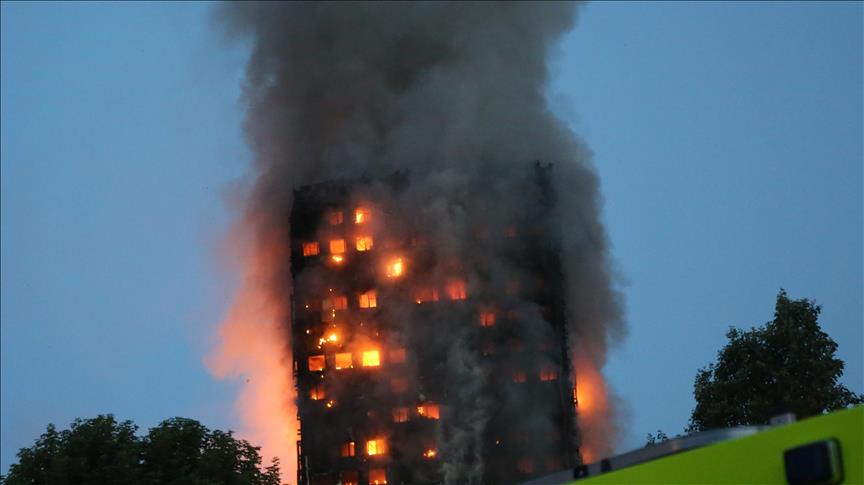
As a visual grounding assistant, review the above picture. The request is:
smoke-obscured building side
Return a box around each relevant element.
[290,163,578,485]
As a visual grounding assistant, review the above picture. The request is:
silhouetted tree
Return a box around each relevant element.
[688,290,862,432]
[644,430,669,446]
[1,416,280,485]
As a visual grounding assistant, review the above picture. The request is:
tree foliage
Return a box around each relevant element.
[644,430,669,446]
[2,416,281,485]
[688,290,863,432]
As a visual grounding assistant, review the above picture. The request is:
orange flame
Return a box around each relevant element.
[361,350,381,367]
[572,356,613,464]
[385,257,404,278]
[206,224,298,484]
[354,207,370,224]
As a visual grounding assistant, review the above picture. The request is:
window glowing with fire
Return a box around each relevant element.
[335,352,352,370]
[359,290,377,309]
[302,242,319,256]
[367,438,387,456]
[354,207,371,224]
[446,279,467,300]
[356,236,373,251]
[385,257,404,278]
[361,350,380,367]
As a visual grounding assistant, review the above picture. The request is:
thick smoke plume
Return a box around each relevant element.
[208,2,625,483]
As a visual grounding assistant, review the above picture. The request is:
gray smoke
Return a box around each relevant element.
[217,1,625,482]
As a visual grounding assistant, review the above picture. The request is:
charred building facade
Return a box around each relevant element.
[291,164,578,485]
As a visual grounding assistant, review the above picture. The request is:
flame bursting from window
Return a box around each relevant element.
[362,350,381,367]
[205,226,298,484]
[386,257,404,278]
[355,207,371,224]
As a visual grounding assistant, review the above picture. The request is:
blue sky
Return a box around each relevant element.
[2,1,861,474]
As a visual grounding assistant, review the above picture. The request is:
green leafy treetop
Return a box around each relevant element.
[688,290,863,432]
[1,415,281,485]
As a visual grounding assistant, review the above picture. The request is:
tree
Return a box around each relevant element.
[688,290,863,432]
[2,416,280,485]
[644,430,669,446]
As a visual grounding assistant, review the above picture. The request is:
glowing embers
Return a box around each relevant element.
[317,331,339,349]
[358,290,377,309]
[302,242,319,256]
[330,239,346,263]
[366,438,387,456]
[354,207,371,224]
[416,403,440,420]
[479,309,497,327]
[355,236,374,251]
[423,449,437,459]
[369,468,387,485]
[335,352,353,370]
[539,366,559,382]
[303,298,321,311]
[413,287,439,304]
[340,441,355,457]
[446,279,467,300]
[361,350,380,367]
[308,355,325,372]
[385,257,404,278]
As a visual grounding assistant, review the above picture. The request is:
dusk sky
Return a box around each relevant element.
[2,1,861,476]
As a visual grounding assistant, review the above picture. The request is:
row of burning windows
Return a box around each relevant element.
[301,237,374,258]
[313,291,379,311]
[309,370,557,400]
[301,231,522,260]
[308,281,535,315]
[339,438,390,458]
[307,348,404,371]
[310,286,499,317]
[307,351,558,383]
[325,208,371,226]
[338,435,437,462]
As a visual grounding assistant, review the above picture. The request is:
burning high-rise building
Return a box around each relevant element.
[207,4,625,485]
[290,165,576,485]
